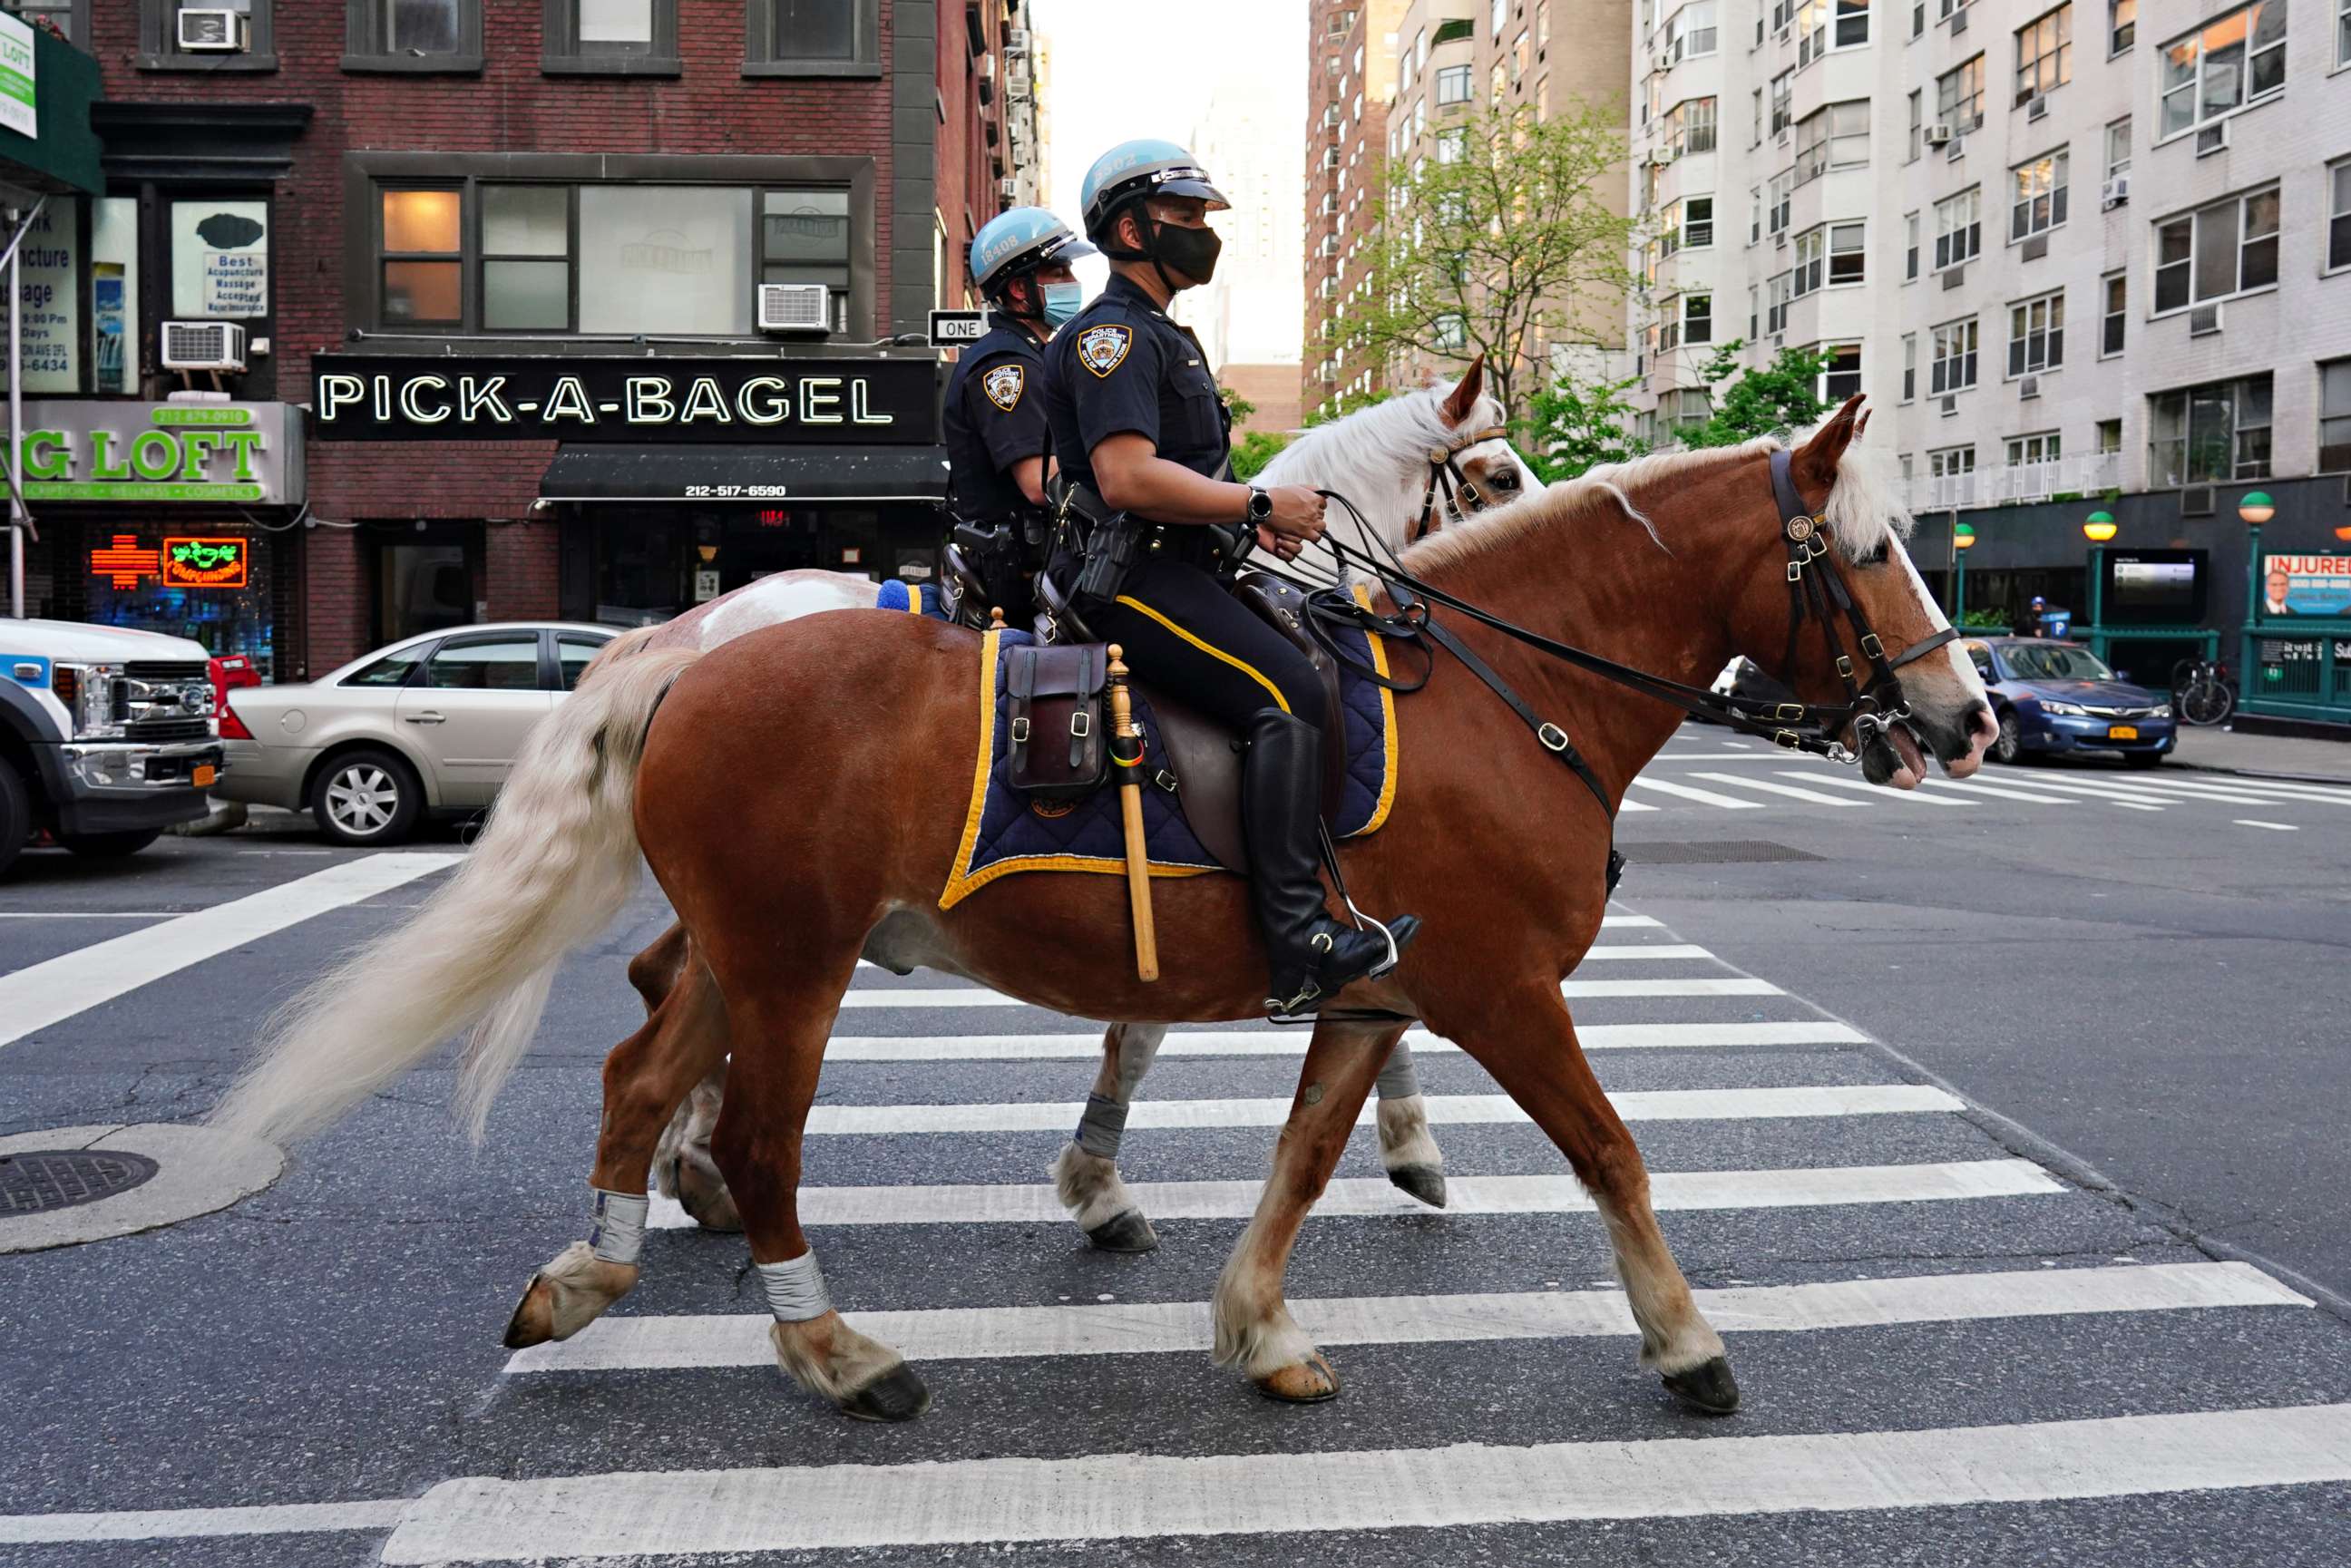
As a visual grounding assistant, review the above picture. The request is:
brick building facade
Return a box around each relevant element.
[9,0,1038,677]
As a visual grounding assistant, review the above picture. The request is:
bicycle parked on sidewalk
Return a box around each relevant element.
[2171,657,2237,727]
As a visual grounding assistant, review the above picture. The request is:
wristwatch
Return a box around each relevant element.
[1245,486,1273,525]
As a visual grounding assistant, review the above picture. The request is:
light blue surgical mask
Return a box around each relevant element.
[1040,282,1084,330]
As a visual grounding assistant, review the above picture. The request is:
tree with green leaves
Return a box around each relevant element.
[1230,430,1293,481]
[1334,101,1634,420]
[1521,369,1651,482]
[1678,340,1832,449]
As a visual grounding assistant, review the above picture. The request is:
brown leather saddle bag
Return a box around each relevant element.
[1004,642,1107,799]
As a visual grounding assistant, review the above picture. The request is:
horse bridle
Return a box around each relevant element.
[1297,446,1963,791]
[1412,425,1512,541]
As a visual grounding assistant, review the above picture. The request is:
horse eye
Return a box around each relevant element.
[1857,541,1890,566]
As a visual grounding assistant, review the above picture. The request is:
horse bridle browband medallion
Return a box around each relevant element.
[1413,425,1510,541]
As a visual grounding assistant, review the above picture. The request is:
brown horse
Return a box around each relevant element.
[216,396,1993,1423]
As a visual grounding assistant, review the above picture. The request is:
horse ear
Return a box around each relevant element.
[1440,355,1486,426]
[1792,393,1866,497]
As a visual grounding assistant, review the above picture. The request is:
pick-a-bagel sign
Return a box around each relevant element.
[308,355,937,444]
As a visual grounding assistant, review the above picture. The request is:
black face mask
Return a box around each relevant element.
[1148,219,1222,285]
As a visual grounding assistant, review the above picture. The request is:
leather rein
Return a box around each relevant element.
[1292,447,1962,822]
[1412,425,1512,541]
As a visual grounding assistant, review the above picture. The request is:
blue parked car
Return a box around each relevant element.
[1965,638,2176,768]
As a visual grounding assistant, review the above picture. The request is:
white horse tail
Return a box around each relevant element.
[211,643,705,1146]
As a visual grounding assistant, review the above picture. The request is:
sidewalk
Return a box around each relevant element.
[2169,725,2351,784]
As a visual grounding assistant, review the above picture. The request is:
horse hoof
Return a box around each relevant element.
[1085,1209,1160,1253]
[839,1362,932,1423]
[675,1158,745,1232]
[1253,1355,1341,1404]
[1662,1356,1740,1416]
[502,1277,560,1349]
[1386,1164,1448,1209]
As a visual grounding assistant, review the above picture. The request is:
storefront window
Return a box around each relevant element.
[171,199,270,319]
[81,524,278,677]
[92,199,141,395]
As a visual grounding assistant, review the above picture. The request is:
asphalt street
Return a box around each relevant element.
[3,735,2350,1564]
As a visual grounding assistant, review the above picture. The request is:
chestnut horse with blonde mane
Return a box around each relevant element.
[218,396,1994,1423]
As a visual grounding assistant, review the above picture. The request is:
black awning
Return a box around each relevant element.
[538,444,950,504]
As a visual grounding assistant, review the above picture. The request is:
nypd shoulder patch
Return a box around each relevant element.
[981,362,1026,412]
[1078,324,1133,378]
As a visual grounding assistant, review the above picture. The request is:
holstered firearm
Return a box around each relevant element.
[1104,644,1159,982]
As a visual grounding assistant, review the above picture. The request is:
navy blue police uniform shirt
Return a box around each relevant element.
[1043,273,1232,514]
[942,313,1051,521]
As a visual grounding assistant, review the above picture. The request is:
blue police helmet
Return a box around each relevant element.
[1079,139,1230,241]
[968,207,1097,297]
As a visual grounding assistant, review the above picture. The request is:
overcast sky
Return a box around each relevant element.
[1030,0,1305,287]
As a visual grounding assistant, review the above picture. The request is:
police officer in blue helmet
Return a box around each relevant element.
[941,207,1096,625]
[1044,139,1419,1017]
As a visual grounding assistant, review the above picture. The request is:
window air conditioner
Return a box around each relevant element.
[176,7,246,50]
[757,283,833,334]
[1647,147,1674,167]
[1940,395,1958,415]
[2195,122,2228,156]
[2019,375,2040,399]
[2101,171,2131,208]
[2188,303,2222,336]
[1946,134,1967,161]
[1005,26,1029,54]
[161,321,248,372]
[998,176,1019,200]
[1654,50,1674,71]
[1950,5,1967,31]
[2026,95,2047,121]
[1924,124,1953,147]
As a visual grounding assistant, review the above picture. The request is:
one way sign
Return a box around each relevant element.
[928,310,988,347]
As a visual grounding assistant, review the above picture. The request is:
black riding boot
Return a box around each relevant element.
[1242,710,1420,1016]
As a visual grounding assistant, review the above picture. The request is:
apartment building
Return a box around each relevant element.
[1382,0,1634,392]
[1302,1,1408,413]
[1185,63,1307,431]
[1625,0,2350,651]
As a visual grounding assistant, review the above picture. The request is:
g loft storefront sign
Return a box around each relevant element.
[309,355,939,444]
[3,402,302,504]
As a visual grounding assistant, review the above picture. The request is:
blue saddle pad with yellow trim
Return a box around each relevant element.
[939,599,1398,911]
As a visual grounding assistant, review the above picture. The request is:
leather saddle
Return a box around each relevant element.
[1003,572,1345,874]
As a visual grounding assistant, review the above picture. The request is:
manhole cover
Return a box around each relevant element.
[0,1150,162,1214]
[1620,839,1825,864]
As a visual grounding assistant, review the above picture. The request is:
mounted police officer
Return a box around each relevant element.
[941,207,1096,627]
[1044,139,1419,1017]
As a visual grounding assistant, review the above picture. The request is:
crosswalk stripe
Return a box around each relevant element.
[0,1500,410,1547]
[1982,774,2177,808]
[2173,778,2351,804]
[1627,776,1766,808]
[502,1261,2307,1374]
[379,1403,2351,1560]
[1575,944,1716,960]
[1687,771,1868,807]
[1923,775,2083,804]
[2102,776,2350,807]
[1775,771,1968,805]
[1599,913,1663,926]
[838,976,1782,1008]
[648,1158,2062,1229]
[798,1084,1965,1135]
[0,853,463,1050]
[1615,794,1662,811]
[2073,776,2296,805]
[2235,819,2299,831]
[818,1018,1871,1062]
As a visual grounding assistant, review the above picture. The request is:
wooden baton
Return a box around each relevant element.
[1104,645,1160,982]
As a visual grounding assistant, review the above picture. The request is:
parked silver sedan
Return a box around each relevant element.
[216,622,616,845]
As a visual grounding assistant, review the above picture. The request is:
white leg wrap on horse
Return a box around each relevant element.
[1374,1047,1422,1102]
[1074,1092,1129,1159]
[757,1252,833,1323]
[587,1188,649,1265]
